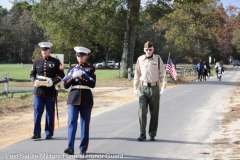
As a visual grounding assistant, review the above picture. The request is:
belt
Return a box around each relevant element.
[141,82,158,87]
[71,85,91,89]
[37,76,51,81]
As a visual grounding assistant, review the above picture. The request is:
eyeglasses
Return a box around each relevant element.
[145,48,153,51]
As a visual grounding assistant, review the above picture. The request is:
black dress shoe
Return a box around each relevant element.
[150,136,155,141]
[64,148,74,155]
[45,136,52,139]
[80,150,86,155]
[31,134,41,139]
[137,134,146,141]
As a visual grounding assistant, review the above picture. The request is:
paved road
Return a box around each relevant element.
[0,67,240,160]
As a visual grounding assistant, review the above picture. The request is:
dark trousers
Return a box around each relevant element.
[207,70,210,77]
[33,96,55,136]
[198,72,203,80]
[138,85,160,137]
[67,105,92,152]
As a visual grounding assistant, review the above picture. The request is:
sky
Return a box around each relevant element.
[0,0,240,11]
[0,0,12,10]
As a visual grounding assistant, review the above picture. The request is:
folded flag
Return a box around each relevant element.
[62,65,95,82]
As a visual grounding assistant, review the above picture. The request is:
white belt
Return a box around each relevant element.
[37,76,51,80]
[71,85,91,89]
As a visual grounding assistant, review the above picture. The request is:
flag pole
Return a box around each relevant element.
[160,52,170,95]
[161,52,170,88]
[167,52,170,65]
[165,52,171,76]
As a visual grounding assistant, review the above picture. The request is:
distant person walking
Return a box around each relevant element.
[206,62,211,79]
[215,61,224,80]
[133,41,167,141]
[30,42,65,140]
[202,61,208,81]
[196,60,204,81]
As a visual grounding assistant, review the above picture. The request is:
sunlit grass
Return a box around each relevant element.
[0,64,119,81]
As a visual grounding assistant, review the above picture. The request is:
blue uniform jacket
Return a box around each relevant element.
[30,56,65,97]
[64,63,96,106]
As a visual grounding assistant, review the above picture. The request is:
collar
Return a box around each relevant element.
[79,62,86,67]
[43,55,51,60]
[145,54,153,59]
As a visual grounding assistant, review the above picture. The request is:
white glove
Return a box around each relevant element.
[160,85,166,95]
[34,80,41,87]
[134,89,138,96]
[46,78,53,87]
[72,69,83,79]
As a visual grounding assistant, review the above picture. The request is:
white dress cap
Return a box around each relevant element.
[74,46,91,54]
[38,42,53,48]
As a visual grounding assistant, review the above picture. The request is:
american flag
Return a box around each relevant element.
[61,65,95,82]
[166,58,177,80]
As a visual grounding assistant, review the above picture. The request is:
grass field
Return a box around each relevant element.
[0,64,130,89]
[0,64,120,80]
[0,64,32,79]
[0,64,132,111]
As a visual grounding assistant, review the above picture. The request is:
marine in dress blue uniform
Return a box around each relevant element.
[30,42,65,139]
[63,46,96,155]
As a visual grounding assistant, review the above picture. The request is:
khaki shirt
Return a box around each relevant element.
[133,54,167,89]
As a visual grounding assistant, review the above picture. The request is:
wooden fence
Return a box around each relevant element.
[0,73,33,98]
[1,67,197,98]
[0,73,70,98]
[176,67,197,77]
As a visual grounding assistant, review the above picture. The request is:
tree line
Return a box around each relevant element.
[0,0,239,77]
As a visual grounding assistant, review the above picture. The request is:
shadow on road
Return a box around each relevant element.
[90,137,230,145]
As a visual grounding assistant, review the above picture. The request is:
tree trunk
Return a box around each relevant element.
[128,24,137,70]
[119,0,140,78]
[119,29,129,77]
[104,47,111,68]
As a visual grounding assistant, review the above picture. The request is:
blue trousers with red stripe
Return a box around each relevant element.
[33,96,55,136]
[67,105,92,152]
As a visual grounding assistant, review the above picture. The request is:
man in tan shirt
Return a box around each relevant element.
[133,41,167,141]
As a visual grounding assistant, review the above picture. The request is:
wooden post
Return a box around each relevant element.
[3,73,10,98]
[184,69,186,76]
[128,68,131,81]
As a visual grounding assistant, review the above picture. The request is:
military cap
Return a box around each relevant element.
[38,42,53,50]
[74,46,91,56]
[144,41,153,48]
